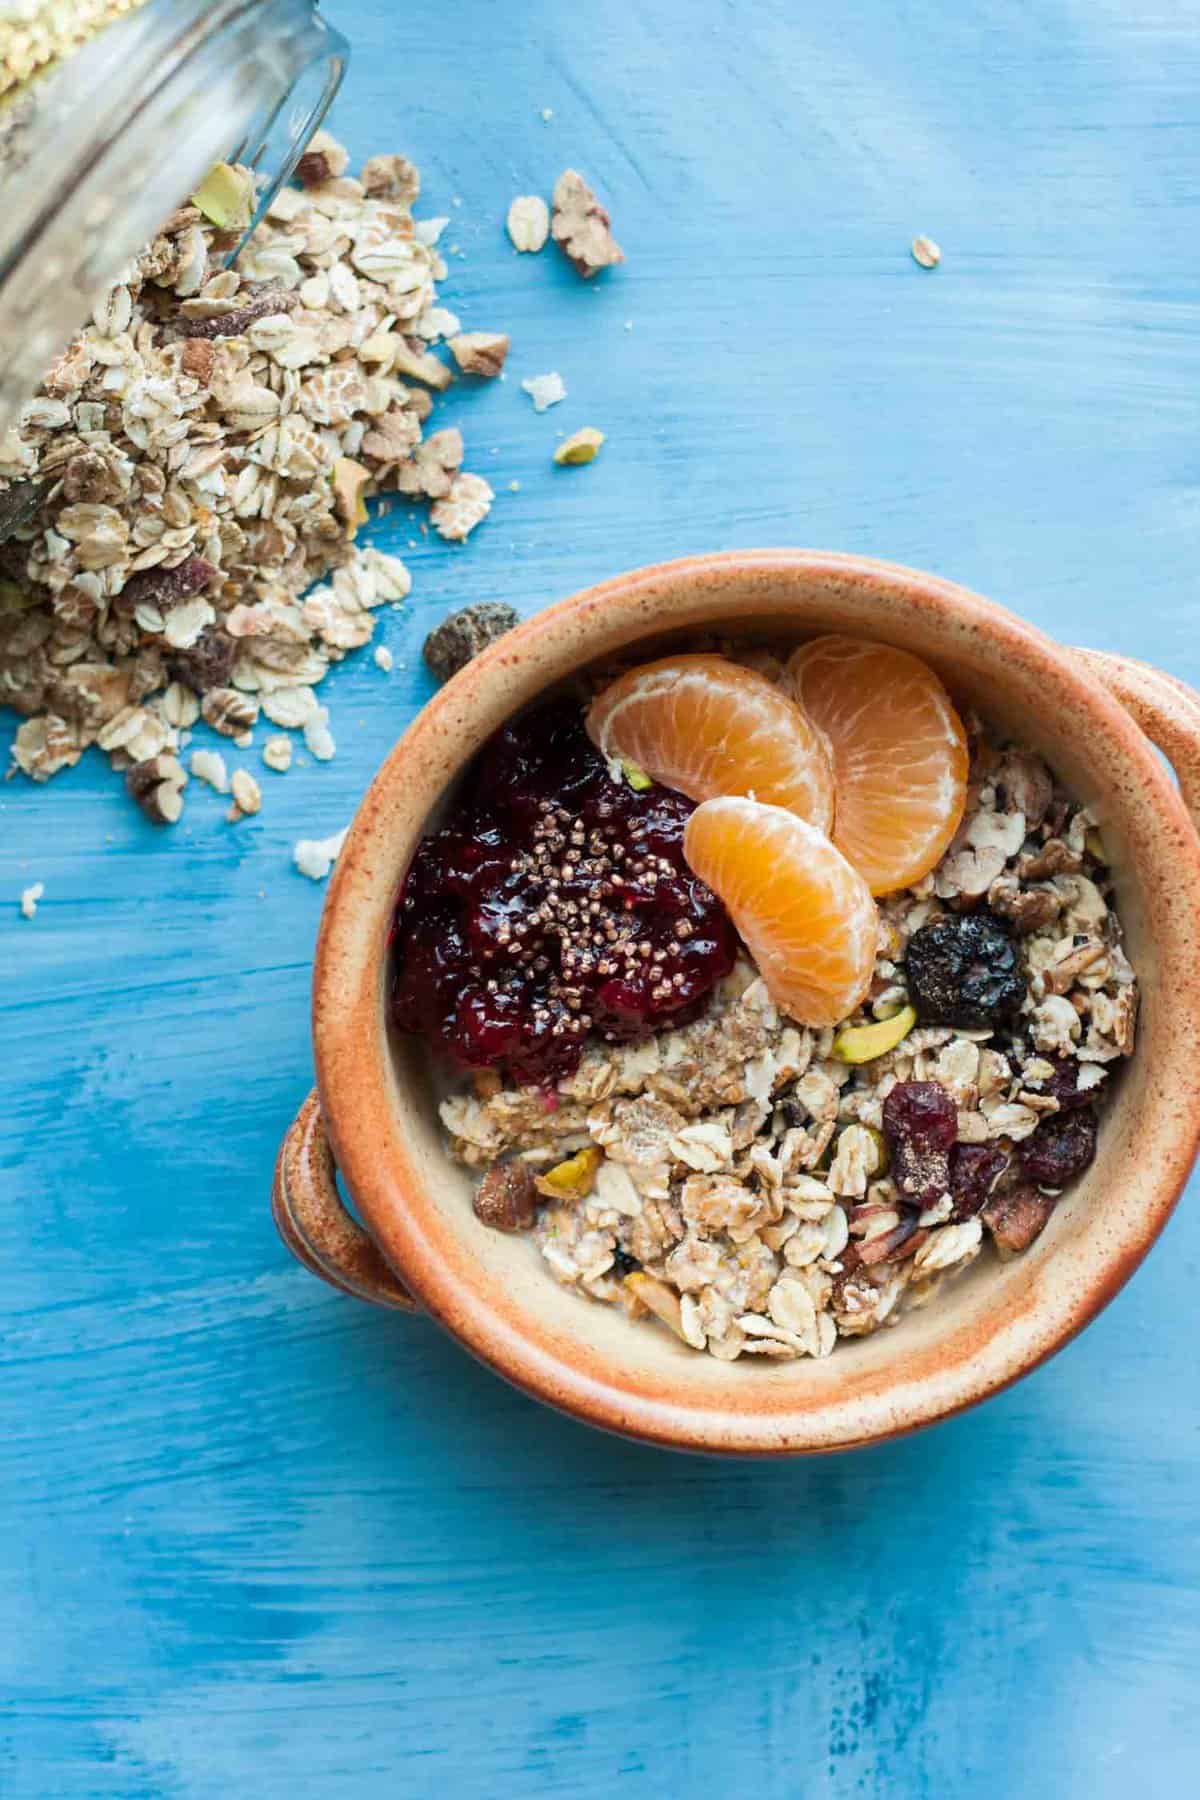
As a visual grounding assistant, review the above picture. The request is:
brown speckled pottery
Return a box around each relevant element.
[272,551,1200,1453]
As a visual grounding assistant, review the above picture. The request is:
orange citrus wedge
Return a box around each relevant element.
[587,653,834,832]
[787,636,968,895]
[683,796,878,1027]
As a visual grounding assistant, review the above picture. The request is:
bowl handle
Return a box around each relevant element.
[272,1089,418,1310]
[1072,648,1200,831]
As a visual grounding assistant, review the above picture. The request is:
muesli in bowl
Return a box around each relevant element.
[391,637,1138,1364]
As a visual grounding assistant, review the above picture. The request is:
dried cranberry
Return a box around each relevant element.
[1019,1106,1098,1188]
[905,910,1027,1029]
[948,1141,1011,1219]
[389,701,736,1085]
[882,1080,958,1206]
[115,553,217,617]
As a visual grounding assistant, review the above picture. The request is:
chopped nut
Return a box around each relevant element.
[392,427,463,500]
[191,162,254,231]
[507,194,551,253]
[230,768,262,816]
[189,748,229,793]
[331,457,371,534]
[833,1005,917,1065]
[983,1183,1057,1256]
[423,602,519,682]
[911,234,941,269]
[553,427,605,466]
[536,1146,603,1200]
[126,753,188,824]
[261,735,293,773]
[201,687,259,738]
[987,874,1062,934]
[448,332,510,378]
[551,169,624,277]
[474,1159,539,1231]
[388,339,453,390]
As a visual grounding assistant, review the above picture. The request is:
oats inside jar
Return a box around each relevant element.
[394,640,1138,1363]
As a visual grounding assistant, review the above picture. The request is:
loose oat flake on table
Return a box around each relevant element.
[396,645,1139,1364]
[0,136,504,820]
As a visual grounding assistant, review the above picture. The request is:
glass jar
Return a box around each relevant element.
[0,0,348,437]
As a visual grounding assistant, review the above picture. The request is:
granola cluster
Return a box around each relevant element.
[440,726,1138,1362]
[0,134,501,809]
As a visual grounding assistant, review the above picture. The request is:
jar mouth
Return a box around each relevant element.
[0,0,347,443]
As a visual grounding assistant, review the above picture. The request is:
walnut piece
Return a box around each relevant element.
[126,753,188,824]
[448,332,510,378]
[551,169,624,277]
[201,687,259,737]
[474,1160,539,1232]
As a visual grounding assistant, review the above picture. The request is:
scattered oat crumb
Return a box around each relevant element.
[294,828,348,881]
[234,730,253,750]
[521,371,567,412]
[541,107,554,122]
[623,319,633,331]
[374,645,394,672]
[303,708,336,762]
[508,479,520,492]
[911,234,941,269]
[506,194,551,254]
[230,768,262,816]
[551,169,624,277]
[189,748,229,793]
[19,882,43,920]
[430,472,495,542]
[554,426,605,467]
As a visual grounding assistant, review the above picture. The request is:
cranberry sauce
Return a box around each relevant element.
[390,700,738,1085]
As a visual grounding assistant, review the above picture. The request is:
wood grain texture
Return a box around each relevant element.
[3,0,1200,1792]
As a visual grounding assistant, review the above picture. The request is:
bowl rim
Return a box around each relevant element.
[312,549,1200,1453]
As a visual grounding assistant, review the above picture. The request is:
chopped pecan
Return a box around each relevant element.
[1019,838,1082,880]
[982,1183,1057,1256]
[126,753,187,824]
[987,873,1062,934]
[448,332,510,378]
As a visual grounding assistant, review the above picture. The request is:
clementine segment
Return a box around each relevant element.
[587,653,835,832]
[787,636,967,895]
[683,797,878,1027]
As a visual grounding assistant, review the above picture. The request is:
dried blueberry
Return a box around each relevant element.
[947,1141,1011,1219]
[882,1080,958,1207]
[1019,1107,1098,1188]
[905,910,1027,1029]
[611,1248,641,1278]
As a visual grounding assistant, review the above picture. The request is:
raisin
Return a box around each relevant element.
[881,1080,958,1207]
[115,553,217,616]
[1019,1106,1097,1188]
[169,626,237,694]
[948,1141,1011,1219]
[473,1159,538,1232]
[905,910,1027,1029]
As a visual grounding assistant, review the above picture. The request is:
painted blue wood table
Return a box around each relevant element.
[3,1,1199,1793]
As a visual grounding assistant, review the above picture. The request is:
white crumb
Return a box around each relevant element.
[294,828,348,881]
[521,371,567,412]
[303,708,336,761]
[374,645,394,672]
[19,882,44,920]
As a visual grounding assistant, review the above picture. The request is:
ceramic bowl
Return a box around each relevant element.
[272,551,1200,1453]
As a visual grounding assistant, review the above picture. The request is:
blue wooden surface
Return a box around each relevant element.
[3,1,1200,1793]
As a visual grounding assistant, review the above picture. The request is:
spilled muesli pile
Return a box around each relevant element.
[441,728,1137,1362]
[0,133,508,818]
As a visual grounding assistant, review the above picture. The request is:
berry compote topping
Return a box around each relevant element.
[390,700,738,1085]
